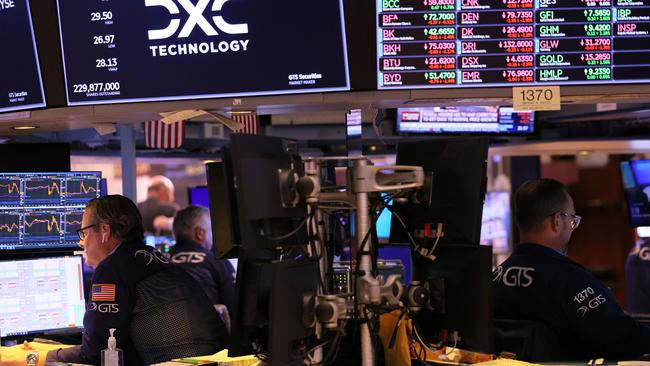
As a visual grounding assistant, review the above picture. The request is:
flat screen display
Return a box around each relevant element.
[0,0,46,113]
[56,0,350,105]
[0,256,85,337]
[0,172,102,251]
[377,1,650,89]
[480,191,510,254]
[346,109,362,156]
[621,160,650,227]
[188,186,209,208]
[397,106,534,134]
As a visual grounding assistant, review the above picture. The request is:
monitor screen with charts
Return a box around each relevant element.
[0,256,86,337]
[0,172,102,251]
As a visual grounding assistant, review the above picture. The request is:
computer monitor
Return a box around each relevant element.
[346,109,362,157]
[218,135,316,363]
[0,255,86,337]
[0,144,70,173]
[480,192,511,254]
[415,245,494,353]
[188,186,210,208]
[224,134,307,250]
[389,138,489,246]
[376,193,392,241]
[0,172,102,251]
[397,106,535,135]
[621,160,650,226]
[206,162,240,259]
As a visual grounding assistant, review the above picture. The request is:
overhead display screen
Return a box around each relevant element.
[397,106,534,134]
[0,0,46,113]
[377,0,650,89]
[57,0,349,105]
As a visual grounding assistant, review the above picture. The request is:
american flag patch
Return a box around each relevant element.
[91,284,116,302]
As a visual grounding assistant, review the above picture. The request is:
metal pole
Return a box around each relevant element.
[354,159,374,366]
[118,124,137,202]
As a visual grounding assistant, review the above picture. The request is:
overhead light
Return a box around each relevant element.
[230,110,255,115]
[578,150,590,156]
[11,125,38,130]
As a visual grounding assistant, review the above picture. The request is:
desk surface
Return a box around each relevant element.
[1,341,74,366]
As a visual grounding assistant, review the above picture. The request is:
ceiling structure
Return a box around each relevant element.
[1,84,650,134]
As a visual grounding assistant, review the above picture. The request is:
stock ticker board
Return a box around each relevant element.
[0,0,46,113]
[56,0,350,105]
[377,0,650,89]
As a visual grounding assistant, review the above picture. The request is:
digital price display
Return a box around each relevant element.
[0,0,46,113]
[397,106,534,134]
[57,0,349,105]
[377,0,650,89]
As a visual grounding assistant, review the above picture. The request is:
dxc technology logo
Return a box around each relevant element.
[145,0,250,57]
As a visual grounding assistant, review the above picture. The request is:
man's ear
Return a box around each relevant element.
[194,226,205,242]
[101,223,111,242]
[550,213,561,233]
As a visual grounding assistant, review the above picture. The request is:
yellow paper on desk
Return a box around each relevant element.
[176,349,259,366]
[378,310,412,366]
[473,359,542,366]
[1,341,74,366]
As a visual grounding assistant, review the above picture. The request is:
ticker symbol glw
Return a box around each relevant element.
[145,0,248,40]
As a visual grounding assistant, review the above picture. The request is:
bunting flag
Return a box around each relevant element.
[232,113,259,135]
[144,120,186,149]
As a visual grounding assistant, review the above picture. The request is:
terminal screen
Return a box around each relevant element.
[0,0,46,113]
[0,172,101,251]
[377,0,650,89]
[56,0,350,105]
[0,256,85,337]
[188,186,210,208]
[397,106,534,134]
[622,160,650,227]
[480,191,511,254]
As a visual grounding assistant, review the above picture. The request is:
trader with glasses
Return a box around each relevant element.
[493,179,650,361]
[46,195,227,365]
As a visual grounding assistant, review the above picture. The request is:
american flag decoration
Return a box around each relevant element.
[91,284,116,302]
[232,113,259,135]
[143,120,186,149]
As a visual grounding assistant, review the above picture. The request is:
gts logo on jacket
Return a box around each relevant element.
[493,266,535,288]
[89,302,120,313]
[171,252,206,264]
[639,247,650,261]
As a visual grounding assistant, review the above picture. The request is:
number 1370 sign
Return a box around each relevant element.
[513,86,561,111]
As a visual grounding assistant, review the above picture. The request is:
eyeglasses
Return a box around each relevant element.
[559,212,581,230]
[76,224,98,240]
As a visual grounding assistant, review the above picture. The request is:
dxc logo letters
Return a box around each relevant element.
[145,0,248,40]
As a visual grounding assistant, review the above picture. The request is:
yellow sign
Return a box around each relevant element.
[513,86,561,111]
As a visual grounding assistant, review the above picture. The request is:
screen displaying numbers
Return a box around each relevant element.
[0,0,46,113]
[377,0,650,89]
[57,0,350,105]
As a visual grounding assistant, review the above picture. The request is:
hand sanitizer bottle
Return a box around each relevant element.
[101,328,123,366]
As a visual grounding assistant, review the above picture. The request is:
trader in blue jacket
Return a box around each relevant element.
[46,195,226,365]
[169,205,236,315]
[494,179,650,361]
[626,239,650,314]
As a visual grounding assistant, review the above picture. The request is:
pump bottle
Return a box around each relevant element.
[101,328,123,366]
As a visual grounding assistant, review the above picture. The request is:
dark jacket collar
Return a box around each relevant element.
[513,242,584,269]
